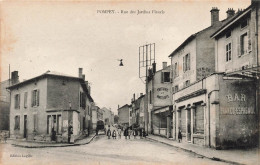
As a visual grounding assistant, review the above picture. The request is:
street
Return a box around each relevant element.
[1,134,227,165]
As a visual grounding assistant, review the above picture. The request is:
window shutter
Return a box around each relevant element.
[161,72,164,83]
[18,94,20,109]
[183,56,185,72]
[37,90,40,106]
[188,54,190,70]
[248,30,252,52]
[31,91,34,107]
[18,116,20,129]
[237,36,241,57]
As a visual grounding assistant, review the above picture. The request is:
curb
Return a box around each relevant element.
[146,137,244,165]
[12,134,96,148]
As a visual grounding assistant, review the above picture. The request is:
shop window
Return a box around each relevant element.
[14,94,20,109]
[14,116,20,130]
[194,105,204,134]
[161,71,170,83]
[31,89,40,107]
[226,42,232,62]
[183,53,190,72]
[24,92,28,108]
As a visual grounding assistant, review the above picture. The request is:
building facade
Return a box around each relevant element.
[91,105,100,130]
[118,104,130,127]
[8,69,94,142]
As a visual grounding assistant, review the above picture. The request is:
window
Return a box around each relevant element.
[226,43,232,62]
[226,31,231,38]
[24,92,28,108]
[31,89,40,107]
[174,62,179,78]
[14,116,20,130]
[79,92,86,108]
[183,54,190,72]
[175,85,179,93]
[14,94,20,109]
[241,19,248,29]
[240,33,248,55]
[161,71,170,83]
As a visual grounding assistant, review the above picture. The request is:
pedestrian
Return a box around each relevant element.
[133,129,137,139]
[112,130,117,139]
[118,129,121,139]
[123,128,128,139]
[128,128,131,139]
[139,129,143,139]
[68,124,73,143]
[107,128,111,139]
[178,129,182,143]
[142,129,146,138]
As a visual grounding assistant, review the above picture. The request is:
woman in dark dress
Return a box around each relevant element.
[178,129,182,143]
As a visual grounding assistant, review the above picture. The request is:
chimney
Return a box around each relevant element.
[78,68,83,78]
[226,8,235,18]
[133,93,135,101]
[162,62,167,69]
[11,71,19,85]
[152,62,156,74]
[82,74,85,81]
[118,105,120,109]
[210,7,220,26]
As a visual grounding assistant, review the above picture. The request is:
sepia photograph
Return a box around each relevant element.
[0,0,259,164]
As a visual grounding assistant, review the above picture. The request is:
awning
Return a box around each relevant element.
[224,66,260,79]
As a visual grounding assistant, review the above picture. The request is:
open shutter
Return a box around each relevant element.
[161,72,164,83]
[31,90,34,107]
[237,36,241,57]
[37,90,40,106]
[248,29,252,52]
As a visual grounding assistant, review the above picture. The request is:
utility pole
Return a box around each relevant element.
[139,43,155,134]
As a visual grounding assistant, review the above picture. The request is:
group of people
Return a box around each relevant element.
[106,126,147,140]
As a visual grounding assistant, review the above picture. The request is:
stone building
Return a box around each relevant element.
[91,105,100,130]
[8,69,94,142]
[147,62,173,138]
[118,104,130,127]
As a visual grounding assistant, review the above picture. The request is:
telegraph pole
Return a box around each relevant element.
[139,43,155,134]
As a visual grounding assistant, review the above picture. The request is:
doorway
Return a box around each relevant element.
[24,115,27,138]
[187,110,191,142]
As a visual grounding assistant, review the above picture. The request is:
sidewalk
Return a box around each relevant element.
[146,134,259,165]
[10,133,96,148]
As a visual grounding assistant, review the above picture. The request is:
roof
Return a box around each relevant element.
[118,104,129,110]
[7,70,94,102]
[211,5,252,39]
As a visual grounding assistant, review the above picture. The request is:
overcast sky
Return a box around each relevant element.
[0,0,250,114]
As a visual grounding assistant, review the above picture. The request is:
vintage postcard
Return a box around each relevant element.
[0,0,259,165]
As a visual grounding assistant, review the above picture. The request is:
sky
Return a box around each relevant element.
[0,0,251,114]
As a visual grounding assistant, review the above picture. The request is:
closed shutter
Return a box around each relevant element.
[195,105,204,134]
[181,109,186,133]
[31,91,34,107]
[237,36,241,57]
[18,94,20,109]
[248,29,252,52]
[187,54,190,70]
[37,90,40,106]
[161,72,164,83]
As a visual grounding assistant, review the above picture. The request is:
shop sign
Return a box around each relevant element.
[220,107,255,115]
[157,87,169,99]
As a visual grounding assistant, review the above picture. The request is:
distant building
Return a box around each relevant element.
[0,71,19,131]
[118,104,130,127]
[8,69,94,142]
[91,105,100,130]
[101,107,114,125]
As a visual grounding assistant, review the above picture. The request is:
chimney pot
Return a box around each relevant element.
[226,8,235,18]
[78,68,83,78]
[82,74,85,81]
[11,71,19,85]
[162,62,167,69]
[210,7,220,26]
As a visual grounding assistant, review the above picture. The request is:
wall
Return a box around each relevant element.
[10,78,48,138]
[47,77,79,110]
[118,105,129,125]
[171,39,197,90]
[218,79,257,148]
[215,13,257,73]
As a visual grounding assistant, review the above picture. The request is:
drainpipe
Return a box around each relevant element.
[207,89,219,148]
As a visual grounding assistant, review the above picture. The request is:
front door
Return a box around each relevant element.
[24,115,27,138]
